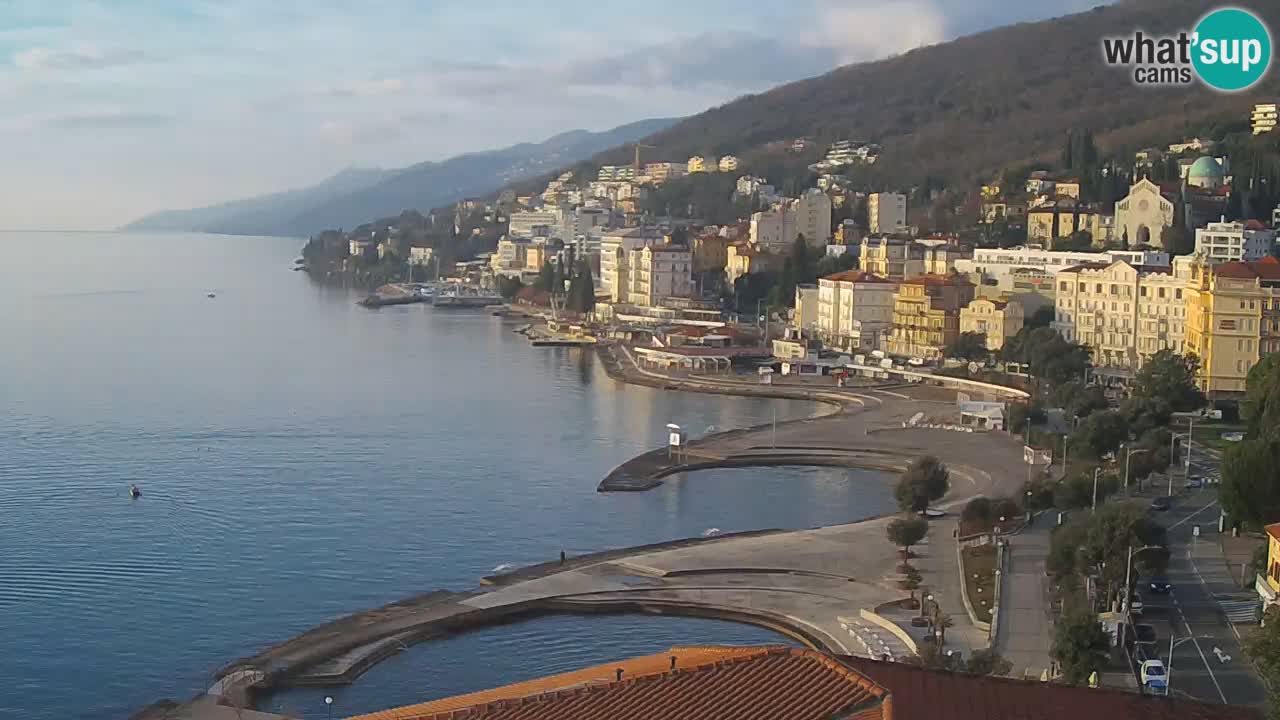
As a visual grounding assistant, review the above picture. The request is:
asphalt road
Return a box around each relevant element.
[1129,441,1268,707]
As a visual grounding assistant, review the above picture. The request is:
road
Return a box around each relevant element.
[1130,438,1268,706]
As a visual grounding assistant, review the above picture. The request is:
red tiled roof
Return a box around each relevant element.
[1245,219,1269,231]
[354,647,888,720]
[1212,258,1280,281]
[1266,522,1280,542]
[823,271,893,284]
[902,273,973,287]
[842,657,1262,720]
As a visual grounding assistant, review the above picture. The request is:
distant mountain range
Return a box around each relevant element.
[121,118,678,237]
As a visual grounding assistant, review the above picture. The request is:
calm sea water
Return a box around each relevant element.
[0,232,894,720]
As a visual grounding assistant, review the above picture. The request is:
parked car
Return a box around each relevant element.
[907,357,926,367]
[1149,496,1172,512]
[1141,660,1168,695]
[1148,577,1173,594]
[1134,624,1158,646]
[1127,592,1145,616]
[1185,476,1204,489]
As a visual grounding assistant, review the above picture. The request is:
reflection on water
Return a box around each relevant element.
[0,232,890,720]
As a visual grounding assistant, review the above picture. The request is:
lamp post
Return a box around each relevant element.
[325,696,334,720]
[1092,468,1101,512]
[1123,446,1151,495]
[1123,545,1164,618]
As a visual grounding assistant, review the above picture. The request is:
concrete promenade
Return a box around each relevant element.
[994,522,1055,680]
[146,348,1035,719]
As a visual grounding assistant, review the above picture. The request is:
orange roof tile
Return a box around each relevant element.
[1266,523,1280,542]
[823,271,893,284]
[349,647,888,720]
[901,273,972,287]
[842,657,1261,720]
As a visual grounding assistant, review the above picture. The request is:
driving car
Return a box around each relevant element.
[1185,476,1204,489]
[1148,577,1172,594]
[1141,660,1168,695]
[1149,496,1172,512]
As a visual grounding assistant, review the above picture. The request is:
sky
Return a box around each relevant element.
[0,1,1104,230]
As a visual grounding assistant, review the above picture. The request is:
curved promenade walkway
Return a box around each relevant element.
[147,346,1033,719]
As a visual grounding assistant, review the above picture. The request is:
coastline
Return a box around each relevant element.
[137,335,1033,719]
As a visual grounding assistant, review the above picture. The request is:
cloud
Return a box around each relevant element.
[318,77,406,98]
[48,110,174,129]
[813,1,948,63]
[13,45,147,71]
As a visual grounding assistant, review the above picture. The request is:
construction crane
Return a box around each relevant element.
[633,143,655,175]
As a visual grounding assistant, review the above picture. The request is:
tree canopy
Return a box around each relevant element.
[1243,354,1280,440]
[945,331,989,362]
[1221,438,1280,528]
[1000,326,1091,385]
[886,516,929,552]
[1052,609,1111,685]
[895,456,950,512]
[1132,350,1204,412]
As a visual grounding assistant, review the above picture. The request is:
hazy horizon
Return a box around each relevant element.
[1,1,1104,231]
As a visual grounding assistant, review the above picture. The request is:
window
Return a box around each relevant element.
[1140,286,1148,297]
[1158,287,1166,299]
[1221,319,1238,330]
[1096,283,1103,293]
[1176,289,1183,300]
[1242,300,1247,310]
[1060,281,1068,292]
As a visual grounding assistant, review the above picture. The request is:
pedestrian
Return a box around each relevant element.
[560,550,566,565]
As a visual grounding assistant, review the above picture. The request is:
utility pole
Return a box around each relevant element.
[1092,468,1101,512]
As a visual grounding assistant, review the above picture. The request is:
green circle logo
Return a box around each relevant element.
[1193,7,1272,91]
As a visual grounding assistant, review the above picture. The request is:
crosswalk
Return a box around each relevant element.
[1218,599,1261,624]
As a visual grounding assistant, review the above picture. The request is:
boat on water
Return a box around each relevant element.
[432,284,502,309]
[129,484,141,498]
[206,292,216,298]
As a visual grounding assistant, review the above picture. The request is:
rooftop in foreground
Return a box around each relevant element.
[346,646,1262,720]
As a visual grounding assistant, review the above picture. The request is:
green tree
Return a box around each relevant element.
[1026,305,1056,329]
[496,275,524,299]
[815,252,858,277]
[1001,326,1091,385]
[565,259,596,314]
[1132,350,1204,412]
[945,331,989,362]
[896,456,950,512]
[1244,606,1280,717]
[1221,438,1280,528]
[1069,410,1128,458]
[1243,354,1280,440]
[534,261,556,292]
[964,648,1013,676]
[1052,610,1110,684]
[886,516,929,555]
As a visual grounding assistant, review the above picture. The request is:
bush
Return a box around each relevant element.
[961,497,993,524]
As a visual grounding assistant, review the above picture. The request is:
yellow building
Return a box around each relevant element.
[687,156,712,173]
[1184,257,1280,394]
[980,201,1026,224]
[725,242,784,286]
[887,275,975,360]
[525,243,547,272]
[1054,179,1082,199]
[1259,523,1280,608]
[692,232,732,274]
[959,297,1025,351]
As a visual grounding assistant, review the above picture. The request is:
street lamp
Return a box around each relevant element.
[1123,446,1151,495]
[1123,545,1165,618]
[324,696,334,720]
[1091,468,1101,511]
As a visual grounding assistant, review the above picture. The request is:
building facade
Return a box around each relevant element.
[959,297,1025,350]
[1114,178,1176,247]
[642,162,687,183]
[600,228,663,301]
[868,192,907,234]
[725,243,784,286]
[626,245,693,307]
[1195,219,1276,263]
[508,210,563,239]
[718,155,739,172]
[1184,257,1280,394]
[1052,259,1192,372]
[815,271,897,352]
[1254,102,1278,135]
[887,275,975,360]
[687,156,712,173]
[749,190,832,250]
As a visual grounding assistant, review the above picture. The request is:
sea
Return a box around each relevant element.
[0,232,895,719]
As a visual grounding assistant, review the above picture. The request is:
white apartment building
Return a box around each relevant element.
[600,228,664,301]
[598,165,638,182]
[735,175,778,201]
[815,270,898,352]
[1195,218,1277,264]
[643,162,687,183]
[508,210,563,239]
[868,193,907,234]
[749,189,832,251]
[1052,258,1194,371]
[626,245,693,307]
[408,246,434,267]
[1253,103,1278,135]
[490,238,530,275]
[955,246,1170,285]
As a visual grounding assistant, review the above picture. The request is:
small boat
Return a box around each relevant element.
[129,484,141,498]
[702,528,722,538]
[206,292,217,299]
